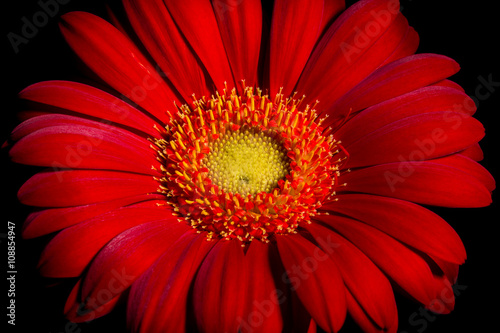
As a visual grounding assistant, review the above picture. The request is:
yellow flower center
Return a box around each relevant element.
[204,129,290,196]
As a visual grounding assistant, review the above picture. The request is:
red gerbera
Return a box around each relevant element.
[6,0,495,332]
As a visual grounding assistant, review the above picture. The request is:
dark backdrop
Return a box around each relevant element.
[2,0,498,332]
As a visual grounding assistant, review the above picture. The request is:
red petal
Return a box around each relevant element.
[63,280,121,323]
[322,194,466,264]
[123,0,211,100]
[315,214,437,307]
[339,154,494,207]
[213,0,262,88]
[60,12,179,124]
[269,0,324,96]
[318,0,345,37]
[193,241,285,333]
[335,12,412,87]
[126,231,196,332]
[433,79,465,91]
[10,122,160,175]
[128,233,216,332]
[345,288,398,333]
[326,54,460,126]
[194,241,285,333]
[296,0,405,108]
[193,241,248,333]
[341,111,484,168]
[80,221,190,311]
[459,143,484,161]
[22,193,164,238]
[307,319,317,333]
[429,154,495,192]
[431,257,460,284]
[38,207,177,277]
[240,241,284,333]
[427,276,455,314]
[163,0,235,90]
[276,234,346,332]
[18,170,159,207]
[265,243,312,333]
[336,85,477,147]
[305,223,397,331]
[379,26,419,67]
[18,81,162,137]
[11,114,114,142]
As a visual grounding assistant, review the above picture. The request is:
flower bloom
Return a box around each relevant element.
[8,0,495,332]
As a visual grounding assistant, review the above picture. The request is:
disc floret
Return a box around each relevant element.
[153,84,347,243]
[205,127,291,196]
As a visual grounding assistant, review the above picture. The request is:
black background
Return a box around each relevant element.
[1,0,499,332]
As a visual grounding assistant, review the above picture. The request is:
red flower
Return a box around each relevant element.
[7,0,494,332]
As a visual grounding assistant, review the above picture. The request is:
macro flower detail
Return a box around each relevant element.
[7,0,495,332]
[154,86,344,242]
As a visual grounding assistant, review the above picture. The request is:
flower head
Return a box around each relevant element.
[155,85,344,243]
[7,0,495,332]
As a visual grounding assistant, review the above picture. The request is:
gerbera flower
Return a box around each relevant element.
[7,0,495,332]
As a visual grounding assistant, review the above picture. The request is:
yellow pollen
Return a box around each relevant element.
[203,129,290,196]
